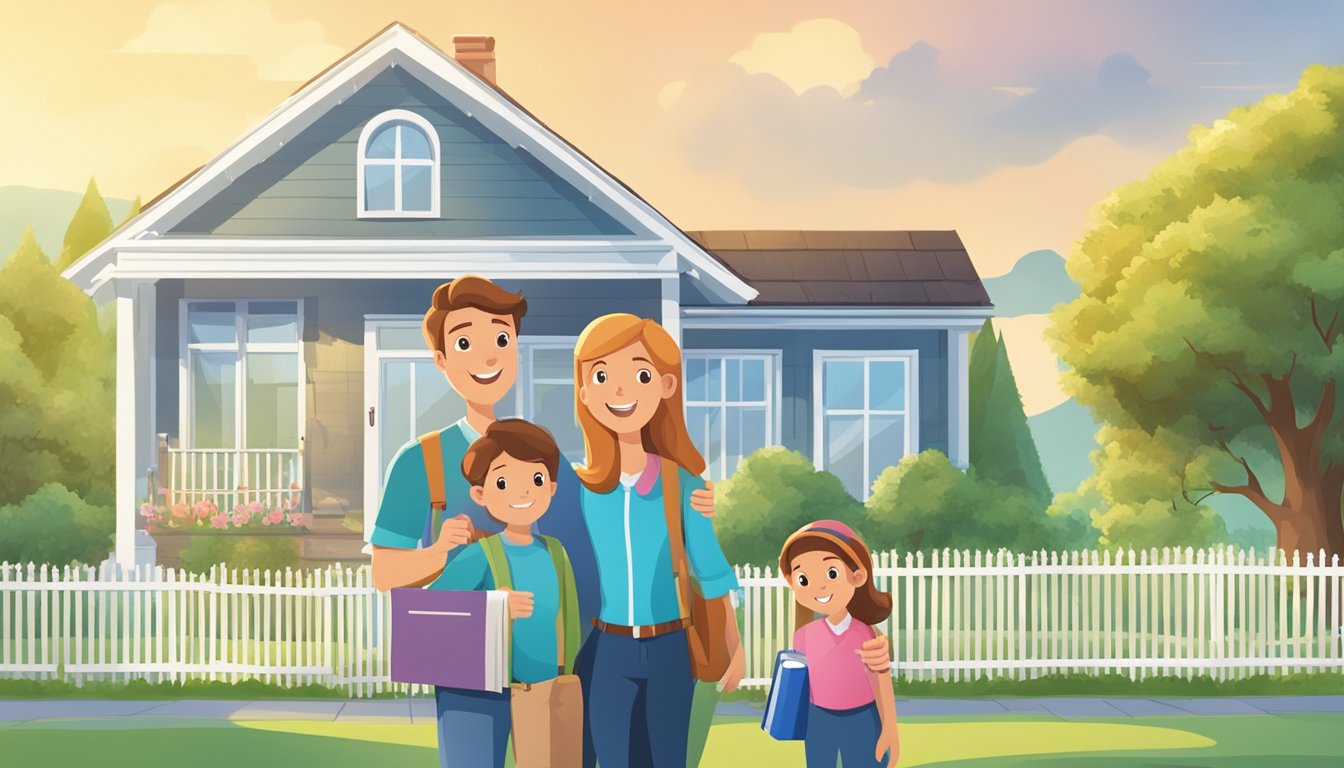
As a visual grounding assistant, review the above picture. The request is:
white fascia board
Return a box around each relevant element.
[63,24,756,304]
[680,306,994,331]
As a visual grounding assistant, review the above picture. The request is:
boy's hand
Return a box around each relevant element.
[876,725,899,766]
[858,634,892,674]
[505,590,535,619]
[690,481,716,518]
[432,515,473,554]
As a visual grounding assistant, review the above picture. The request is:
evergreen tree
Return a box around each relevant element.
[55,177,113,271]
[968,319,1052,502]
[120,195,141,226]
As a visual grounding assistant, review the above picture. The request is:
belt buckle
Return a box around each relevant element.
[632,624,642,639]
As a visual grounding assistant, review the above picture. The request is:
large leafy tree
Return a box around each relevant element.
[1049,65,1344,558]
[969,319,1052,501]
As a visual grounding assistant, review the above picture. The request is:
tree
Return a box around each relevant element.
[0,227,115,506]
[1048,65,1344,558]
[55,177,113,271]
[864,450,1094,554]
[714,447,865,567]
[969,319,1052,501]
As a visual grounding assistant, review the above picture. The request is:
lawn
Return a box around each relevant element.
[0,713,1340,767]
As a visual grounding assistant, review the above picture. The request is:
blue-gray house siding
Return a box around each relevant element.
[168,67,633,238]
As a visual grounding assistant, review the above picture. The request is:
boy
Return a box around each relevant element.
[430,419,580,768]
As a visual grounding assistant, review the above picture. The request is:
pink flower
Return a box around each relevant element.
[171,503,190,519]
[286,512,307,528]
[157,488,171,498]
[192,501,213,519]
[263,509,285,526]
[290,481,302,490]
[138,502,155,518]
[233,503,248,516]
[248,501,264,516]
[209,514,229,529]
[231,510,251,527]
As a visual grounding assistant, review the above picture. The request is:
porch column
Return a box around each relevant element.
[114,279,154,569]
[660,276,681,345]
[948,329,970,467]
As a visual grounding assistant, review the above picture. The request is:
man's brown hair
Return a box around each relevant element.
[461,419,561,487]
[422,276,528,354]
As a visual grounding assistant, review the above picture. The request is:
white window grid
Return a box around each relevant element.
[179,299,305,450]
[683,350,782,481]
[812,350,919,500]
[356,109,441,218]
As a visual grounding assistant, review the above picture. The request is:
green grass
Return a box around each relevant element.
[0,713,1339,767]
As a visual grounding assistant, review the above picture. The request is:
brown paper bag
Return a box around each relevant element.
[510,674,583,768]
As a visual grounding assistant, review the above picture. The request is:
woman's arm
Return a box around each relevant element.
[867,637,900,766]
[717,594,744,692]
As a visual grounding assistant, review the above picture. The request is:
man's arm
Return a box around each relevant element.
[371,515,473,591]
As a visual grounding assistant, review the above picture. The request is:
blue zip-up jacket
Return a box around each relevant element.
[580,454,738,626]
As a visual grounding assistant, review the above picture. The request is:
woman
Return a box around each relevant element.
[572,314,744,768]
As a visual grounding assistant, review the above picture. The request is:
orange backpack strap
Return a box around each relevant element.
[418,431,447,512]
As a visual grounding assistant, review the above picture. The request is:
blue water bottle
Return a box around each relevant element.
[761,650,809,740]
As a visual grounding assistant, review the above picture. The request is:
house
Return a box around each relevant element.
[62,24,992,568]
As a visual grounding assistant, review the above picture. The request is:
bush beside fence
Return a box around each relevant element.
[1,547,1341,696]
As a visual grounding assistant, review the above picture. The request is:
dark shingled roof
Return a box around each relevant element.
[684,230,992,307]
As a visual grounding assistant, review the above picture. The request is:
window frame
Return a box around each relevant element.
[356,109,441,219]
[518,337,582,462]
[178,299,306,451]
[811,349,920,501]
[683,349,783,481]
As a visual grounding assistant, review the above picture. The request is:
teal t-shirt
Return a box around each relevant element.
[370,419,501,551]
[429,537,562,684]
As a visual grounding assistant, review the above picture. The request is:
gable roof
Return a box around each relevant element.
[63,22,755,304]
[684,230,992,307]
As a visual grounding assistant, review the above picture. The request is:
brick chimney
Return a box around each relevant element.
[452,35,496,85]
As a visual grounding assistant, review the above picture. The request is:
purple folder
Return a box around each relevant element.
[390,588,510,692]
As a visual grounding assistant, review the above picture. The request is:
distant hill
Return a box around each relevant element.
[0,185,134,259]
[984,249,1079,316]
[1027,397,1099,494]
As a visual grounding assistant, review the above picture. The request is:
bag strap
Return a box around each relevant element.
[660,460,693,620]
[418,431,447,547]
[479,535,516,682]
[541,535,580,675]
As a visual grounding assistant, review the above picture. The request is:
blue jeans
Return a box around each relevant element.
[804,702,885,768]
[434,686,511,768]
[586,628,695,768]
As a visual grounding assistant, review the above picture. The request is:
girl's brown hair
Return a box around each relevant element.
[780,523,892,630]
[572,314,705,493]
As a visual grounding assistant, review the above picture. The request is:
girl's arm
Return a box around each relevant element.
[867,636,900,766]
[718,594,744,692]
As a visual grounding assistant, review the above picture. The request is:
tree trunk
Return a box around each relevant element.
[1274,474,1344,561]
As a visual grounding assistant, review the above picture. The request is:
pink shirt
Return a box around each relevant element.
[794,614,877,711]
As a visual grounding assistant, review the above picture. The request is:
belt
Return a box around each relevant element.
[592,617,688,639]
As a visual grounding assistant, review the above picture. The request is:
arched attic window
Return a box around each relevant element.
[357,109,440,218]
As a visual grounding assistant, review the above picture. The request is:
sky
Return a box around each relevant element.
[3,0,1341,415]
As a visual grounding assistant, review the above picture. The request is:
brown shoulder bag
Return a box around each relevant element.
[661,460,732,682]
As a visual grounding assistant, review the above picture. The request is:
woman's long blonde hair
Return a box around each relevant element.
[573,314,705,493]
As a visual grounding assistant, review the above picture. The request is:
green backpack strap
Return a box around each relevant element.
[541,535,580,675]
[479,535,515,681]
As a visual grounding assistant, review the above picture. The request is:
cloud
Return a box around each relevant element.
[729,19,875,95]
[658,81,687,110]
[669,38,1242,190]
[119,0,344,82]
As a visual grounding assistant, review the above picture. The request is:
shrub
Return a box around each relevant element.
[0,482,113,565]
[713,447,864,568]
[863,450,1095,554]
[179,535,301,574]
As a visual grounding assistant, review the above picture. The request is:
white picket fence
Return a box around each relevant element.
[1,547,1342,695]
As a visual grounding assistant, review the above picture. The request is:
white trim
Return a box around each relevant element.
[660,276,681,345]
[356,109,441,218]
[949,330,970,468]
[682,306,992,331]
[62,24,755,304]
[682,349,782,481]
[812,349,920,501]
[115,282,142,568]
[179,299,306,454]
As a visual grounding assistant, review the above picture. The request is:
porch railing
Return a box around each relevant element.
[161,445,304,512]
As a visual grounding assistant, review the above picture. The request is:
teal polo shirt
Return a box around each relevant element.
[370,418,500,551]
[429,537,562,684]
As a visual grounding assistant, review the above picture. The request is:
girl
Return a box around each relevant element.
[781,520,899,768]
[572,314,744,768]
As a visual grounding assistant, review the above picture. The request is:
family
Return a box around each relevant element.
[370,276,896,768]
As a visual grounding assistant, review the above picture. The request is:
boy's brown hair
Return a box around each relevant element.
[422,276,528,354]
[461,419,561,488]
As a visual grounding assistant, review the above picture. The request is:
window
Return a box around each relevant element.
[813,351,918,500]
[183,301,303,449]
[685,352,779,480]
[519,341,583,464]
[357,110,440,218]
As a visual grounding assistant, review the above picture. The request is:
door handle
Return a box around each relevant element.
[368,407,376,427]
